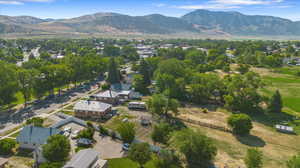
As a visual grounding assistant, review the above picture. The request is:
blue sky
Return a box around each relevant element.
[0,0,299,21]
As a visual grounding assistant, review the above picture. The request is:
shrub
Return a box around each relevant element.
[244,148,263,168]
[227,114,253,136]
[0,139,17,155]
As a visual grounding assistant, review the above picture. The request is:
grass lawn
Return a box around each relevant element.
[257,67,300,113]
[108,157,156,168]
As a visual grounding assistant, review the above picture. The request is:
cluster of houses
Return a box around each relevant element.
[16,124,107,168]
[73,83,145,120]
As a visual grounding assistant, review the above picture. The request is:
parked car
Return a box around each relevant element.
[71,130,80,139]
[122,143,130,151]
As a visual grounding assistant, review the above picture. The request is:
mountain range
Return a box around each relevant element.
[1,10,300,37]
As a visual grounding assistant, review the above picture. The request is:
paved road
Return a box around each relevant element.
[0,81,103,139]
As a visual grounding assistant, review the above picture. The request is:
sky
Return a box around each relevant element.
[0,0,299,21]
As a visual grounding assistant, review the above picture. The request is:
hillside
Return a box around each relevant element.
[0,10,300,37]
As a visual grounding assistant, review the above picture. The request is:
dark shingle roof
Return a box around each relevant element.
[17,126,60,145]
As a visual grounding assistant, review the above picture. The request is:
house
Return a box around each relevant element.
[16,126,60,150]
[74,100,112,119]
[63,149,108,168]
[111,83,132,92]
[51,115,88,129]
[92,90,119,105]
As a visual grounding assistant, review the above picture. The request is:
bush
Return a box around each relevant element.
[227,114,253,136]
[0,139,17,155]
[98,125,109,136]
[244,148,263,168]
[39,162,63,168]
[77,128,95,140]
[287,154,300,168]
[26,117,44,127]
[101,83,110,90]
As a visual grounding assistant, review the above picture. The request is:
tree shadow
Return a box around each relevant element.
[236,134,266,147]
[248,111,295,128]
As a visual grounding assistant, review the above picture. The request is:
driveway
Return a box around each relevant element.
[93,134,124,159]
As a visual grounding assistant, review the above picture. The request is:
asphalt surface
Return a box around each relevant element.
[0,79,103,136]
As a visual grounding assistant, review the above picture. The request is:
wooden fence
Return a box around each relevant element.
[180,118,232,133]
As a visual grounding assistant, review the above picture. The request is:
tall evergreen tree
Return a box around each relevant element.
[268,90,283,113]
[139,59,151,86]
[107,58,120,84]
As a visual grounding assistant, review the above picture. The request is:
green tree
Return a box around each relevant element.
[154,150,181,168]
[244,148,263,168]
[268,90,282,113]
[169,129,217,168]
[121,46,139,61]
[227,114,253,136]
[287,154,300,168]
[133,74,148,94]
[0,61,19,106]
[103,45,120,57]
[237,64,250,74]
[138,59,151,86]
[16,68,37,107]
[77,128,95,140]
[117,122,135,143]
[151,122,173,144]
[42,134,71,162]
[147,94,179,118]
[0,139,17,155]
[107,57,120,84]
[128,143,152,168]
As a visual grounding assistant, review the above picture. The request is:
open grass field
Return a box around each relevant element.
[252,67,300,114]
[178,106,300,168]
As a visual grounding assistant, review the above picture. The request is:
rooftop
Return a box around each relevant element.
[17,126,60,145]
[94,90,118,98]
[74,100,112,113]
[63,149,100,168]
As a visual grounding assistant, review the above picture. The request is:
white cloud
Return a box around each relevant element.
[0,0,23,4]
[0,0,54,5]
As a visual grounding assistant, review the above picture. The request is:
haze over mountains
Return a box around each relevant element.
[1,10,300,37]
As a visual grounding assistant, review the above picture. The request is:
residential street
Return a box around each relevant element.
[0,81,102,139]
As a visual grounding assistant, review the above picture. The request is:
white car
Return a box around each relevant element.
[64,127,72,133]
[71,130,80,139]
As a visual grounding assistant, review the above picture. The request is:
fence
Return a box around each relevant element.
[180,118,232,133]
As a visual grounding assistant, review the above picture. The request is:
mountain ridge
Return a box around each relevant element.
[1,10,300,36]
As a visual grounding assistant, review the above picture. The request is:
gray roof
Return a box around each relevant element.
[17,126,60,145]
[94,90,118,98]
[74,100,111,113]
[51,116,87,129]
[63,149,99,168]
